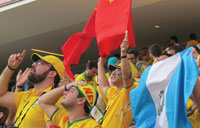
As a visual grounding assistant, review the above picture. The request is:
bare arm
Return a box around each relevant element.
[0,67,15,96]
[120,31,134,87]
[6,68,30,125]
[39,81,86,119]
[98,57,110,94]
[38,85,65,119]
[0,50,26,109]
[15,68,30,92]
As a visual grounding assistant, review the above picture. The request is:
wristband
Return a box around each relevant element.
[65,84,69,91]
[7,65,16,71]
[121,55,127,59]
[16,85,23,89]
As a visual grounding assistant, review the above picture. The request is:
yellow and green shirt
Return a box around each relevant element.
[102,83,137,128]
[51,108,102,128]
[188,109,200,128]
[75,72,98,89]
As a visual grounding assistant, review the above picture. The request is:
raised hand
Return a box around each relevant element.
[98,57,107,66]
[16,68,30,86]
[120,30,129,53]
[65,81,87,91]
[8,50,26,70]
[59,71,74,87]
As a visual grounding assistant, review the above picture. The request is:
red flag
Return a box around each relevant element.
[95,0,135,56]
[62,0,135,78]
[62,11,96,79]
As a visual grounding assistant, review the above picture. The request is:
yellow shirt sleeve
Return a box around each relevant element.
[124,81,137,93]
[14,91,28,109]
[188,109,200,128]
[44,97,67,122]
[96,86,108,107]
[186,98,193,110]
[51,108,69,127]
[75,73,85,82]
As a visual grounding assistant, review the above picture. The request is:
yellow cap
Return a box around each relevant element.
[32,53,65,78]
[74,84,98,109]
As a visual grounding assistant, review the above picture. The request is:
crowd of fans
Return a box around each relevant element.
[0,33,199,128]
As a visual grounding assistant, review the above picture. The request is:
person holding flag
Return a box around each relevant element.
[130,45,200,128]
[98,31,137,128]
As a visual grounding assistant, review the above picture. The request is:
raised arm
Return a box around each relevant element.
[120,31,134,87]
[38,85,65,119]
[0,50,26,109]
[98,57,110,94]
[38,81,86,118]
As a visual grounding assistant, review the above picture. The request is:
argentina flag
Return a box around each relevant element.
[130,47,199,128]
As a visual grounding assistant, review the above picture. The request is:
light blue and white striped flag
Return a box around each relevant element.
[130,47,199,128]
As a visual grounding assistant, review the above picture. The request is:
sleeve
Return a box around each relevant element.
[96,86,108,106]
[188,109,200,127]
[44,113,50,122]
[124,81,137,93]
[75,74,84,81]
[51,108,69,126]
[14,91,27,109]
[105,87,117,100]
[105,87,111,99]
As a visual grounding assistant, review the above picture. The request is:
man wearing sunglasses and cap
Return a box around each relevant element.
[0,50,65,128]
[38,81,102,128]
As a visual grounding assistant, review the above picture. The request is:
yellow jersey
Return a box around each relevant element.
[102,83,136,128]
[188,109,200,128]
[14,86,53,128]
[75,72,98,89]
[51,108,102,128]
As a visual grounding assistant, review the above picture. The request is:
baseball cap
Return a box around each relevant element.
[31,53,65,79]
[108,57,119,72]
[74,84,98,110]
[108,57,118,66]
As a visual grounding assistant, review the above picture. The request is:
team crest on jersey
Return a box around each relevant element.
[158,89,165,116]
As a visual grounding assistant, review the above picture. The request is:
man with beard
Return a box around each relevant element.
[0,50,65,128]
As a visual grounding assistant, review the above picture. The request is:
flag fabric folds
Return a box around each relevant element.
[62,0,135,78]
[130,47,199,128]
[96,0,135,56]
[62,11,96,79]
